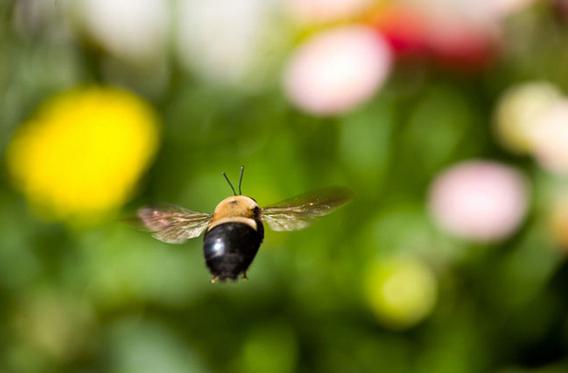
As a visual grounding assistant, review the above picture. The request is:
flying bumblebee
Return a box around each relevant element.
[138,167,352,283]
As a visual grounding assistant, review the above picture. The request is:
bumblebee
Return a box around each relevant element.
[138,167,351,283]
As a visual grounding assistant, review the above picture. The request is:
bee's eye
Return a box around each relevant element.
[253,206,261,216]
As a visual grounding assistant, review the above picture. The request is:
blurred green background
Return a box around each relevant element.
[2,0,568,372]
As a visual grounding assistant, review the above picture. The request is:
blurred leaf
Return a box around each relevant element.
[339,96,396,192]
[69,224,208,308]
[397,83,483,187]
[106,318,206,373]
[237,322,297,373]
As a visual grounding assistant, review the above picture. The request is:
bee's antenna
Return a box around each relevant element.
[223,172,237,196]
[238,165,244,195]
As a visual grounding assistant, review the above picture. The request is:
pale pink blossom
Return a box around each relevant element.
[429,161,529,242]
[283,26,392,116]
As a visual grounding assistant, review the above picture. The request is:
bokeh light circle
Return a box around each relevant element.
[549,192,568,248]
[429,160,529,242]
[529,100,568,175]
[283,26,392,116]
[77,0,169,63]
[364,258,438,329]
[7,87,159,223]
[177,0,280,87]
[495,81,562,154]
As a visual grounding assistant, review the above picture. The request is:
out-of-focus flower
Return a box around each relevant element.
[74,0,169,64]
[364,258,437,329]
[375,0,536,70]
[7,87,159,222]
[283,26,392,116]
[375,6,498,70]
[495,81,568,175]
[494,81,563,154]
[529,101,568,175]
[286,0,374,24]
[177,0,283,88]
[108,319,207,373]
[374,8,430,56]
[429,161,529,242]
[549,192,568,247]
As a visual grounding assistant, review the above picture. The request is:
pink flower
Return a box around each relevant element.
[374,0,537,71]
[429,161,529,242]
[283,26,392,116]
[375,7,498,71]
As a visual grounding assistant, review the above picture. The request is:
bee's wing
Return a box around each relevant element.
[261,187,352,231]
[137,206,212,244]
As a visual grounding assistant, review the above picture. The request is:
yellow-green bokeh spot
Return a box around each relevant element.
[364,258,438,329]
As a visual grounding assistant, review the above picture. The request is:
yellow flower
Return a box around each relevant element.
[7,87,159,222]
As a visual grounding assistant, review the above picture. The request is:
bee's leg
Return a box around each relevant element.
[210,276,218,284]
[241,272,248,280]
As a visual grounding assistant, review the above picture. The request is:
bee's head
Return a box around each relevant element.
[213,166,260,219]
[213,195,260,219]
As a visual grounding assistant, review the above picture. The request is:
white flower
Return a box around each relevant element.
[530,101,568,175]
[77,0,170,63]
[494,81,562,154]
[177,0,282,87]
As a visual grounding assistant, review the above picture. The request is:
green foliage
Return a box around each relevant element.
[1,2,568,372]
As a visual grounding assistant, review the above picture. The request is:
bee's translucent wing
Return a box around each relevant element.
[261,187,352,231]
[137,206,211,244]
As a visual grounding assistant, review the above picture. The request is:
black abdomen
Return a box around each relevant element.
[203,221,264,281]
